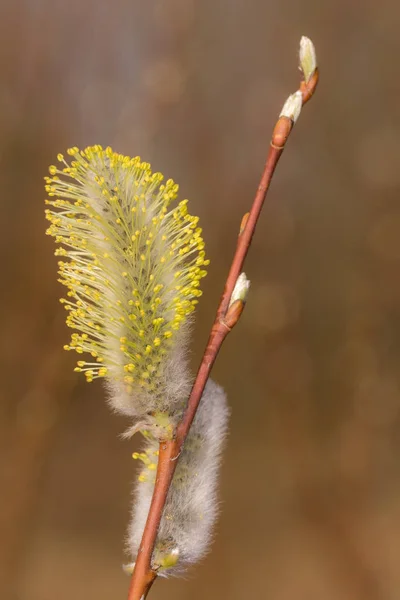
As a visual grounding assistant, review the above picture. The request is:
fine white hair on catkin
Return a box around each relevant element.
[126,379,229,576]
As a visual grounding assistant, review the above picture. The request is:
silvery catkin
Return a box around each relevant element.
[126,379,229,575]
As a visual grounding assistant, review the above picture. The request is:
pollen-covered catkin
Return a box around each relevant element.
[126,379,229,576]
[45,146,209,437]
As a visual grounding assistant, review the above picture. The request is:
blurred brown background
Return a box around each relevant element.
[1,1,400,598]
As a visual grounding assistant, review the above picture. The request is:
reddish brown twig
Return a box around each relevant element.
[127,53,319,600]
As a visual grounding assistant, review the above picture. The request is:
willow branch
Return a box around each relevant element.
[127,39,319,600]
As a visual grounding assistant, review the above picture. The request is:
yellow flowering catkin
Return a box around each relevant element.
[45,145,208,435]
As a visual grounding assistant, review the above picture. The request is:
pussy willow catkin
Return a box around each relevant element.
[45,145,229,574]
[126,379,229,575]
[45,145,209,436]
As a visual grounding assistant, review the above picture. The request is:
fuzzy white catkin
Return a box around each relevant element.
[126,379,229,576]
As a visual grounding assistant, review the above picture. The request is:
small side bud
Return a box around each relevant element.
[279,91,302,124]
[299,36,317,84]
[122,562,135,575]
[239,212,249,235]
[229,273,250,308]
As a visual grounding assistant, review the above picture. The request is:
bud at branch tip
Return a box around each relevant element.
[299,36,317,84]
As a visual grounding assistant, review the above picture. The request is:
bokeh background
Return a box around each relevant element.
[2,1,400,598]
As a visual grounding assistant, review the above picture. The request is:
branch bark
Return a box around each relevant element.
[127,53,319,600]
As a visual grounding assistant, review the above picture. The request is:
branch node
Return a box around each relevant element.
[300,68,319,104]
[224,300,245,330]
